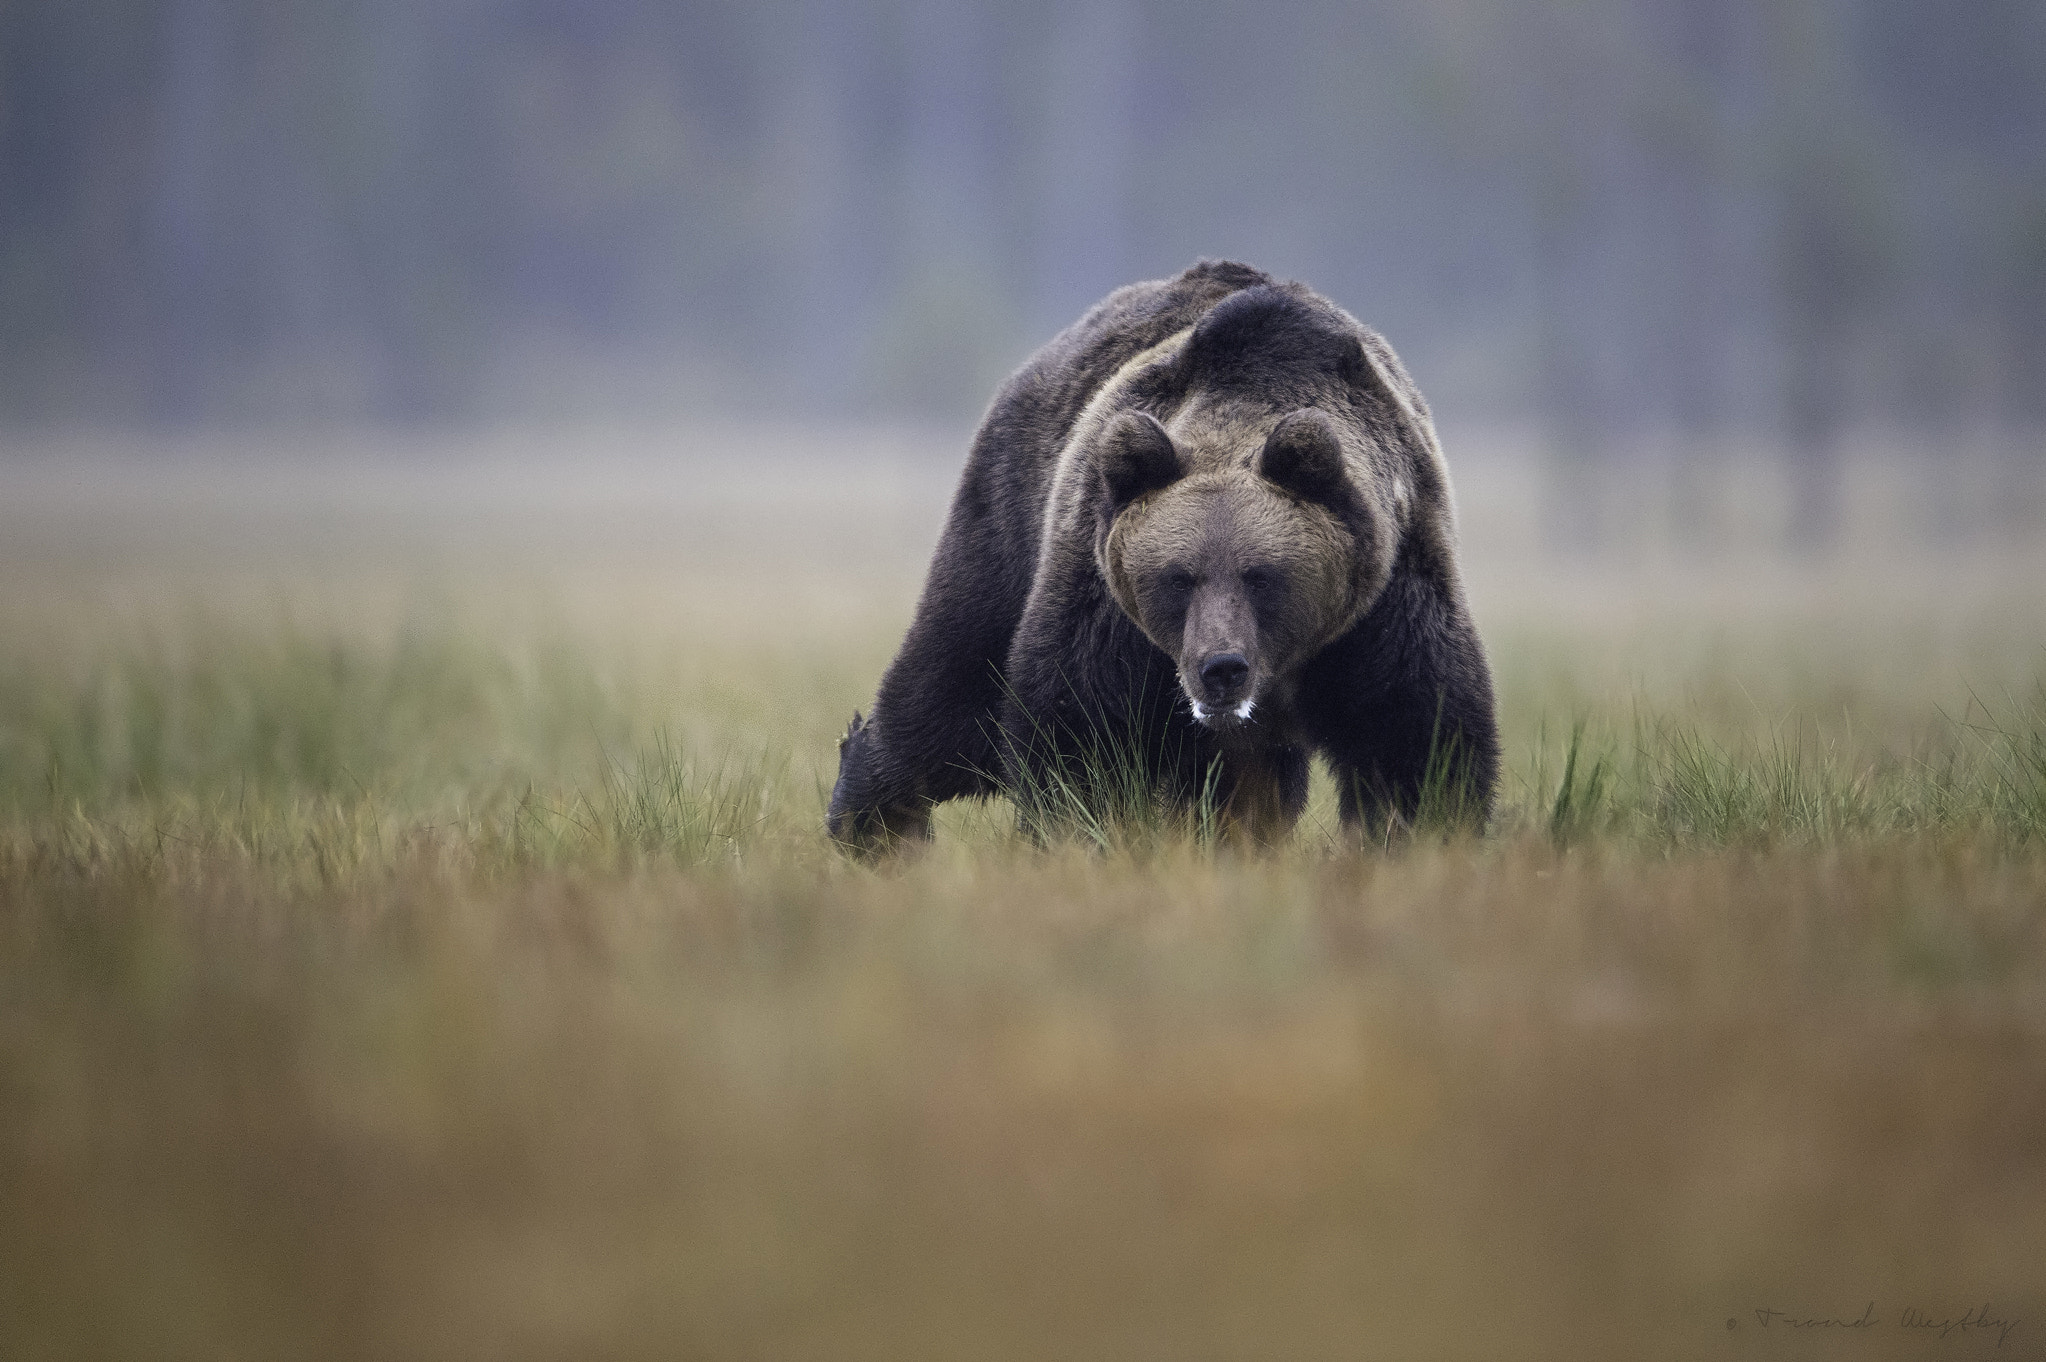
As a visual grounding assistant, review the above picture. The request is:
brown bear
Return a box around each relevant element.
[829,260,1497,850]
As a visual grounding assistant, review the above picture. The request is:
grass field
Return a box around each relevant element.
[3,427,2044,1360]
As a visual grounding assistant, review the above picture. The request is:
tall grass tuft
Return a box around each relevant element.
[0,619,635,816]
[491,734,771,871]
[1546,720,1612,848]
[995,682,1226,856]
[1410,711,1494,838]
[1959,688,2046,841]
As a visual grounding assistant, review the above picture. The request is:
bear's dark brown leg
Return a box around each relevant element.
[1214,743,1310,846]
[826,711,935,854]
[994,585,1211,840]
[827,440,1042,853]
[1297,567,1499,839]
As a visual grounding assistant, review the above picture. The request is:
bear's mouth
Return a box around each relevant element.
[1188,696,1257,728]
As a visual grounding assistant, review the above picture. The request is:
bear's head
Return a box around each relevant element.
[1094,403,1399,731]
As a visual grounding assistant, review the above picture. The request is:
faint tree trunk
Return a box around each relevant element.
[1526,4,1623,556]
[1767,0,1891,553]
[1775,142,1893,551]
[358,0,440,419]
[1657,0,1748,552]
[1533,186,1613,557]
[882,0,1013,414]
[766,0,872,406]
[148,0,227,424]
[900,0,994,271]
[1996,200,2046,540]
[1033,0,1138,333]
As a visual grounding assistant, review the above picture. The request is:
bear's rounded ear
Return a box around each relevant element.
[1257,409,1347,504]
[1343,335,1441,458]
[1097,411,1183,514]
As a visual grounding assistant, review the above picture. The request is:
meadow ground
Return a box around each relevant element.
[2,426,2044,1361]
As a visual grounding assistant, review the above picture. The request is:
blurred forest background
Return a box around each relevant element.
[3,0,2043,546]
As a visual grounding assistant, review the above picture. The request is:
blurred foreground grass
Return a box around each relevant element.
[3,433,2045,1360]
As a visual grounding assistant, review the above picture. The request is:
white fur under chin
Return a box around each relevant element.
[1189,698,1256,726]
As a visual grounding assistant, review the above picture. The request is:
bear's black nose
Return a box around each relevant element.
[1200,653,1250,702]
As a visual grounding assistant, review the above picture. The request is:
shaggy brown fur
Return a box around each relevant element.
[830,261,1497,851]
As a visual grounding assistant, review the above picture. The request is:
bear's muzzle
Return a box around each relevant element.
[1188,650,1257,727]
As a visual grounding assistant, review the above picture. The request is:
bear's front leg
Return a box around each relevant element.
[826,443,1042,854]
[995,582,1201,841]
[1212,743,1311,846]
[827,711,936,854]
[1297,571,1499,839]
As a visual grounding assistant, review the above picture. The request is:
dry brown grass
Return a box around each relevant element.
[2,428,2043,1359]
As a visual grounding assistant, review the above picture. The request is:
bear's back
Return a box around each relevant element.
[980,260,1276,485]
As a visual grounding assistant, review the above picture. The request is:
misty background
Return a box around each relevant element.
[3,0,2043,549]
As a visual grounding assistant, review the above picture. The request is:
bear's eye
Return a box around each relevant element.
[1241,566,1280,593]
[1163,569,1196,594]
